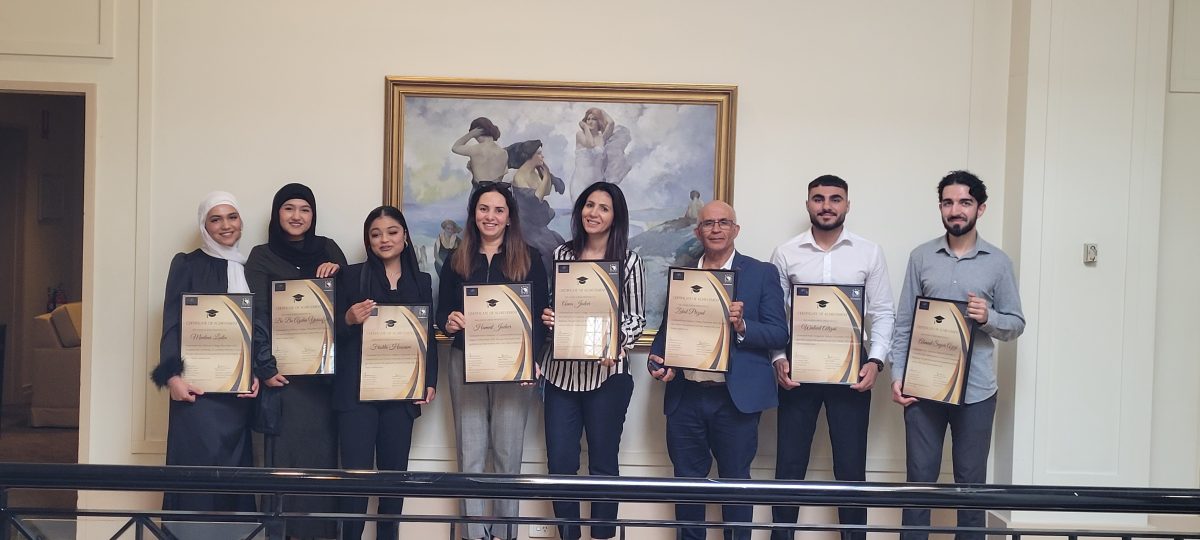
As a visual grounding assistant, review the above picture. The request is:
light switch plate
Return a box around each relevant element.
[1084,243,1098,263]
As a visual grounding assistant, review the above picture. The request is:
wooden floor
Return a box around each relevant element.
[0,406,78,509]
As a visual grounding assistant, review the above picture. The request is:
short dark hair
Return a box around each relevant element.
[808,174,848,193]
[937,170,988,204]
[469,117,501,140]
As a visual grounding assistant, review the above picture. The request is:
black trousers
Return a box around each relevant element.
[543,373,633,540]
[771,384,871,540]
[901,394,997,540]
[666,381,760,540]
[337,402,417,540]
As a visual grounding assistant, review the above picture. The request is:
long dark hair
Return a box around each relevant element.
[450,184,531,280]
[361,205,419,282]
[568,182,629,261]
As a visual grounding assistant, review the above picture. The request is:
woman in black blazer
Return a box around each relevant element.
[334,205,437,540]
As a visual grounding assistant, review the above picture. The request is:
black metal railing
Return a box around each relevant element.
[0,463,1197,539]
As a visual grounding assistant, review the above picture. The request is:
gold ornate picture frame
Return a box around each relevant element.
[383,76,737,345]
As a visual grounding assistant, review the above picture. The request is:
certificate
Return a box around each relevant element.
[463,283,535,383]
[662,267,736,372]
[901,296,976,405]
[552,260,621,361]
[789,284,866,384]
[179,293,254,394]
[271,279,336,376]
[360,304,430,401]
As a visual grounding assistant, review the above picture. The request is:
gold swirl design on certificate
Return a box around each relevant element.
[552,260,621,360]
[901,296,974,404]
[463,283,534,383]
[180,293,254,393]
[789,284,865,384]
[360,304,429,401]
[663,268,735,372]
[272,279,336,375]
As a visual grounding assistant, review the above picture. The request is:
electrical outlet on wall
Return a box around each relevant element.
[529,524,555,538]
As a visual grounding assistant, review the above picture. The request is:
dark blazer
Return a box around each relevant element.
[435,247,550,357]
[244,239,348,380]
[154,249,268,387]
[332,262,438,413]
[650,251,789,415]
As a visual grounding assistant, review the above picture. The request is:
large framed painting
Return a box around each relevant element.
[384,77,736,344]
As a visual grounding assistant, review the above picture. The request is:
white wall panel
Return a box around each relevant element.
[0,0,113,58]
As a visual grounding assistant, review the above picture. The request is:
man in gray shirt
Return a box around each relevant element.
[889,170,1025,540]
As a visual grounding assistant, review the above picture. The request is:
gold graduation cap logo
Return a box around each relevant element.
[205,309,218,318]
[576,276,588,285]
[816,300,829,308]
[292,293,304,302]
[690,285,703,293]
[486,299,499,307]
[934,315,945,324]
[385,320,397,328]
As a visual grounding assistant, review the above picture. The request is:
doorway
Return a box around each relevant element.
[0,91,85,510]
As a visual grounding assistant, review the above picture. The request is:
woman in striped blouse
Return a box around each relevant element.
[540,182,646,540]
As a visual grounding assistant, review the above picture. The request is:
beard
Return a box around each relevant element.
[943,216,977,236]
[809,212,846,232]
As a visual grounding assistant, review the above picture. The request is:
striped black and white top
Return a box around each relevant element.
[544,244,646,392]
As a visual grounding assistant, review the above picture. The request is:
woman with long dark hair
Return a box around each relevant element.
[436,182,549,540]
[334,206,437,539]
[539,182,645,540]
[244,182,346,539]
[152,191,260,524]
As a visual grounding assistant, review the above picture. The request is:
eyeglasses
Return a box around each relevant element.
[698,219,736,231]
[475,180,512,192]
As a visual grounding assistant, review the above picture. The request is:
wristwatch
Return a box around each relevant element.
[865,358,884,372]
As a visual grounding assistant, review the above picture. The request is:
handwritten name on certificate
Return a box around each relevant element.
[789,284,865,384]
[553,260,621,361]
[662,267,736,372]
[360,304,429,401]
[463,283,535,383]
[272,279,336,375]
[901,296,975,405]
[180,293,254,393]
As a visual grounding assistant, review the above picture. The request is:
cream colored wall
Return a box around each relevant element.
[1,0,1198,538]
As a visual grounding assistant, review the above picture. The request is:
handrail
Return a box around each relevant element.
[0,463,1197,515]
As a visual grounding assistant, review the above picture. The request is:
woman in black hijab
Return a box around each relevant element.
[245,182,347,539]
[333,205,437,540]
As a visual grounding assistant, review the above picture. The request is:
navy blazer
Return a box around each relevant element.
[650,251,789,415]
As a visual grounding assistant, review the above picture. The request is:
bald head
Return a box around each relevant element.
[694,200,739,262]
[698,201,736,223]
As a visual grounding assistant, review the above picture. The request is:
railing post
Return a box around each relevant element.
[0,487,9,540]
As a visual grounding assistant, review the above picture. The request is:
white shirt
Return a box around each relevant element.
[769,228,895,364]
[687,250,736,383]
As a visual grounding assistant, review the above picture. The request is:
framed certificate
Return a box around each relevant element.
[789,284,866,384]
[179,293,255,394]
[271,279,336,376]
[463,282,535,383]
[360,304,430,401]
[901,296,976,405]
[552,260,621,361]
[662,267,736,372]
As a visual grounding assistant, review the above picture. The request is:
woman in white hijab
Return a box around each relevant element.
[151,191,260,515]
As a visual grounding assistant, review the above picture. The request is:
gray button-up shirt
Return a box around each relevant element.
[889,234,1025,403]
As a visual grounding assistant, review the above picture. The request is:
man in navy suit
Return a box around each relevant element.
[649,201,790,540]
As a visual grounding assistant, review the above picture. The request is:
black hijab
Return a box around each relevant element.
[268,182,328,275]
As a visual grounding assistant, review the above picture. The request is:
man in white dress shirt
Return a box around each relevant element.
[769,175,895,540]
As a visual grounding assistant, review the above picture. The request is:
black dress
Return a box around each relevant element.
[152,249,256,513]
[244,238,347,539]
[333,261,438,540]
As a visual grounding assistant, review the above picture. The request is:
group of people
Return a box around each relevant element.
[152,170,1024,540]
